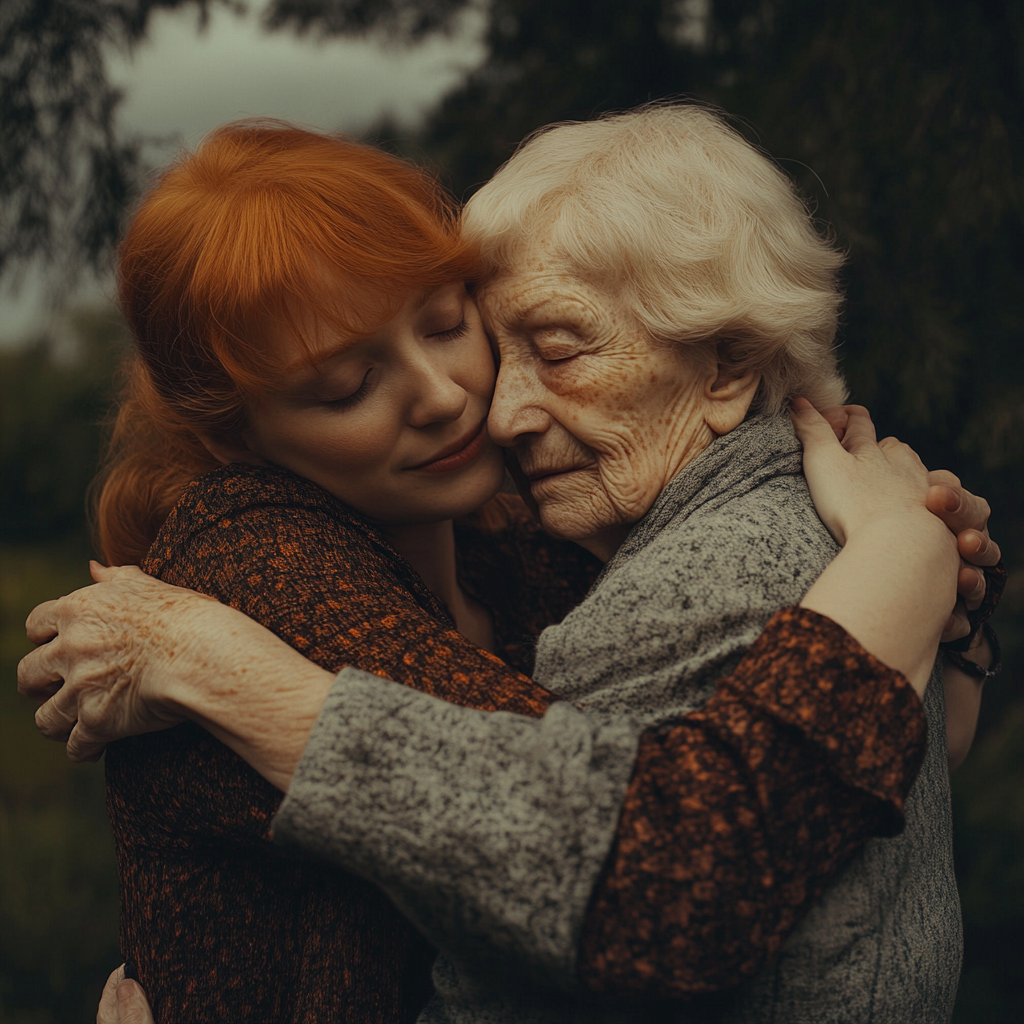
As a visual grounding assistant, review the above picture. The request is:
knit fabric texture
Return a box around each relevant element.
[105,465,599,1024]
[274,414,944,1022]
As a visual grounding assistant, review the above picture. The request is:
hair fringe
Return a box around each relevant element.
[96,120,477,564]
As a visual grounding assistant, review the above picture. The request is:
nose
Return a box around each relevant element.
[487,351,551,447]
[406,346,469,428]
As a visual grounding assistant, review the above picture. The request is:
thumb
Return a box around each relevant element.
[90,560,115,583]
[116,979,155,1024]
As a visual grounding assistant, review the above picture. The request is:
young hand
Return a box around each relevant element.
[800,402,1002,641]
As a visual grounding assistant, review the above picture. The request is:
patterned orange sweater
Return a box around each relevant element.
[105,464,927,1022]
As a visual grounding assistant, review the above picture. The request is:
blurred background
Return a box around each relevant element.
[1,1,1021,1020]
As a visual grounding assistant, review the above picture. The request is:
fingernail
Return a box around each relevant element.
[943,487,961,513]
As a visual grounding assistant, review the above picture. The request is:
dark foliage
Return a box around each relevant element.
[0,0,235,279]
[265,0,469,41]
[1,2,1021,1021]
[0,309,129,542]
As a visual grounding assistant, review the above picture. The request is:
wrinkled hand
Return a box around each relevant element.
[818,405,1001,639]
[97,965,154,1024]
[18,563,219,760]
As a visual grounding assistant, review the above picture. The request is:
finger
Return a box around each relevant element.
[34,693,77,742]
[117,979,155,1024]
[790,397,846,448]
[956,528,1002,568]
[940,599,971,643]
[876,436,928,475]
[17,643,65,699]
[25,598,62,645]
[835,405,878,451]
[97,965,126,1024]
[956,564,987,610]
[67,721,108,764]
[927,469,962,490]
[817,405,851,441]
[90,560,114,583]
[924,484,992,538]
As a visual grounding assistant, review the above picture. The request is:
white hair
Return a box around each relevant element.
[463,103,848,412]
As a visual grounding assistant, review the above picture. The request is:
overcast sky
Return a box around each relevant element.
[1,2,485,344]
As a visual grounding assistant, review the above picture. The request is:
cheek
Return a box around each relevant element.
[454,334,498,398]
[256,408,399,481]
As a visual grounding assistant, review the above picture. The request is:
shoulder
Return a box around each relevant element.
[672,471,830,554]
[162,462,358,529]
[142,463,373,581]
[611,473,836,598]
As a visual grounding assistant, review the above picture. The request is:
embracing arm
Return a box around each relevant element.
[18,415,1000,998]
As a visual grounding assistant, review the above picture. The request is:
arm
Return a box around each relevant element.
[944,624,1000,771]
[18,417,998,996]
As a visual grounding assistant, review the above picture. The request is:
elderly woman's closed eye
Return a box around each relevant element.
[467,107,845,560]
[478,241,760,558]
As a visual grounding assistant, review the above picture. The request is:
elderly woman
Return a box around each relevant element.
[23,105,999,1024]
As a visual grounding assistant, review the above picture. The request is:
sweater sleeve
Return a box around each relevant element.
[272,608,926,996]
[155,467,929,997]
[126,466,558,850]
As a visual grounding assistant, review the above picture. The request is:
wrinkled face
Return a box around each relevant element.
[240,282,506,526]
[479,239,719,560]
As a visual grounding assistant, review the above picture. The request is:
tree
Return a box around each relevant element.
[0,0,236,279]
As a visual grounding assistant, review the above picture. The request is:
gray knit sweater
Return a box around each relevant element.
[273,413,960,1023]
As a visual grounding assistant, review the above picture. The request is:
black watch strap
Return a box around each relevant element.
[944,622,1002,680]
[941,560,1007,654]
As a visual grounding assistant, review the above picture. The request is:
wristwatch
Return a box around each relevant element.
[943,622,1002,680]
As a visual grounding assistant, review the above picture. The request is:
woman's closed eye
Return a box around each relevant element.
[534,327,583,363]
[323,369,373,409]
[430,319,470,342]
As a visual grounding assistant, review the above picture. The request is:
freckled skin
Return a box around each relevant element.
[479,239,758,560]
[213,282,507,529]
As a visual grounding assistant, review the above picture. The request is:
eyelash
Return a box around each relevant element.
[322,319,468,408]
[325,370,372,409]
[540,350,578,364]
[433,319,469,342]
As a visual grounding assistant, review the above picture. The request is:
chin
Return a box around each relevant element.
[536,504,594,542]
[438,458,508,520]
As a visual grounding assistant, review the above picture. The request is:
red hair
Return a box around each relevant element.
[95,121,479,564]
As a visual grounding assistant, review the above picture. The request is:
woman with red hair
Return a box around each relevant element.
[98,121,594,1022]
[79,119,999,1023]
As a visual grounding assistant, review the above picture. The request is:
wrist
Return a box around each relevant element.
[801,513,958,696]
[944,623,1002,681]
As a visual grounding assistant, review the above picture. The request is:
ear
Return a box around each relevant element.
[703,345,761,436]
[198,433,269,468]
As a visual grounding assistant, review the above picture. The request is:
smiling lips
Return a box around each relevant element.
[410,420,488,473]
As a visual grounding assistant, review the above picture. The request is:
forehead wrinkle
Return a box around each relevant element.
[492,284,604,331]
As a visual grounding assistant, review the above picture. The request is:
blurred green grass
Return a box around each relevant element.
[1,541,120,1024]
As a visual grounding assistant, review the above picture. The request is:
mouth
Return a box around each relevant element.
[408,420,489,474]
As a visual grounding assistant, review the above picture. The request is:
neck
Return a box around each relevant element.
[379,520,495,652]
[380,520,461,609]
[578,524,632,563]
